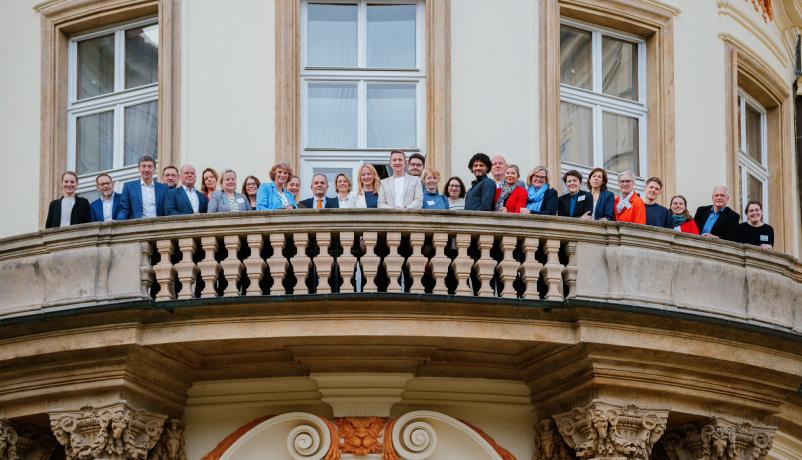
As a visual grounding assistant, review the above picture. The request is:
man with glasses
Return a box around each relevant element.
[90,173,121,222]
[613,170,646,224]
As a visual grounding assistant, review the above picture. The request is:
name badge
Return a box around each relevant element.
[577,195,586,202]
[236,198,245,203]
[427,200,436,206]
[760,234,769,242]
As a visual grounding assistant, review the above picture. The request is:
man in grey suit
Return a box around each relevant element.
[378,150,423,209]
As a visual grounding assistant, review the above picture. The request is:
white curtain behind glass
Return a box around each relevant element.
[308,83,357,148]
[308,4,357,67]
[76,111,114,175]
[77,34,115,99]
[366,5,416,68]
[124,101,158,165]
[560,102,593,166]
[367,84,416,148]
[602,112,638,173]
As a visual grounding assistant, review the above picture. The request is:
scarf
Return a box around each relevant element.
[495,183,515,211]
[671,214,687,227]
[616,191,634,214]
[527,184,548,212]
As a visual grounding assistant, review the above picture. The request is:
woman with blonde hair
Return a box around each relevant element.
[209,169,252,212]
[348,163,381,208]
[520,165,558,215]
[421,168,449,209]
[334,173,354,208]
[256,162,297,210]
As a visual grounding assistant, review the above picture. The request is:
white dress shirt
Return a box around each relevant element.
[183,185,200,213]
[393,176,405,208]
[101,196,114,221]
[141,180,157,218]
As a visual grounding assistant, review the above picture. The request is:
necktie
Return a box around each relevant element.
[317,199,322,209]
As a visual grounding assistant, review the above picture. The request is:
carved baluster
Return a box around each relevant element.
[243,234,266,296]
[451,233,473,296]
[563,241,577,299]
[174,238,198,300]
[140,241,155,298]
[429,232,450,295]
[267,234,288,295]
[197,236,221,298]
[520,238,543,300]
[315,232,334,294]
[541,239,563,301]
[292,233,311,295]
[407,232,428,294]
[338,232,357,293]
[496,236,519,298]
[361,232,379,293]
[153,239,177,301]
[384,232,404,293]
[473,234,495,297]
[220,235,244,296]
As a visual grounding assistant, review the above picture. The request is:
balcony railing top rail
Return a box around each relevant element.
[1,210,800,335]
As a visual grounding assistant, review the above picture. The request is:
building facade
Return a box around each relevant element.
[1,1,802,459]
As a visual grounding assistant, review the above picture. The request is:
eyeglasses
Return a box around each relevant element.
[533,175,547,180]
[619,180,634,184]
[448,184,460,188]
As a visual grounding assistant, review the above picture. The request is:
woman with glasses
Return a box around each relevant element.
[241,175,261,209]
[443,176,466,210]
[736,201,773,250]
[520,166,558,215]
[613,170,646,224]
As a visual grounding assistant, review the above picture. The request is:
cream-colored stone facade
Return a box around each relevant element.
[1,1,802,459]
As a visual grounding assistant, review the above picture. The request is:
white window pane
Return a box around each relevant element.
[308,83,357,148]
[367,83,416,148]
[125,24,159,89]
[307,4,357,67]
[745,104,762,163]
[602,36,638,100]
[76,111,114,175]
[747,173,763,205]
[77,34,115,99]
[367,4,416,68]
[560,102,593,167]
[560,25,592,90]
[124,101,158,166]
[602,112,639,174]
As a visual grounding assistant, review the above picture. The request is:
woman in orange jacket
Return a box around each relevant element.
[613,170,646,224]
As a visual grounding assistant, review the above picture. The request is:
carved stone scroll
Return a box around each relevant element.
[554,401,668,460]
[49,402,166,460]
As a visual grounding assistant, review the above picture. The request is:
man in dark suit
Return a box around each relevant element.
[694,185,740,241]
[464,153,495,211]
[165,164,209,215]
[300,174,339,209]
[90,173,121,222]
[116,155,168,219]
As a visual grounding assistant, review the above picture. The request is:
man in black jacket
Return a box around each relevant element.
[694,185,740,241]
[464,153,495,211]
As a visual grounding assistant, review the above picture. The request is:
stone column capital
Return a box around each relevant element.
[553,400,668,460]
[49,402,167,460]
[659,418,775,460]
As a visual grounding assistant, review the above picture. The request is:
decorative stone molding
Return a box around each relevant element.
[0,420,19,460]
[657,418,775,460]
[554,401,668,460]
[148,420,185,460]
[533,419,572,460]
[334,417,386,456]
[49,402,167,460]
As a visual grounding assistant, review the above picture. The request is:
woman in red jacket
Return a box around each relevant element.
[669,195,700,234]
[494,165,527,213]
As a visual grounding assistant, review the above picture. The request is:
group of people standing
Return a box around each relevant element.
[45,150,774,251]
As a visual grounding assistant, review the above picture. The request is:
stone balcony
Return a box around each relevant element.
[1,210,802,460]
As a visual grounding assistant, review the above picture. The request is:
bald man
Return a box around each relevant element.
[693,185,740,241]
[165,164,209,215]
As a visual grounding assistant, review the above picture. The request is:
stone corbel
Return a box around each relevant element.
[0,419,19,460]
[657,418,775,460]
[533,418,573,460]
[13,425,56,460]
[553,400,668,460]
[49,402,167,460]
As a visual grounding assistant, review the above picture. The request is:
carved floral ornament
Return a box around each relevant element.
[206,411,516,460]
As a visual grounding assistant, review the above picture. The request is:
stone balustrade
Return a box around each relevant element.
[1,210,800,334]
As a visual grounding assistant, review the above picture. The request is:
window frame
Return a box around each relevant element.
[736,89,769,222]
[66,16,160,196]
[558,17,648,190]
[298,0,427,198]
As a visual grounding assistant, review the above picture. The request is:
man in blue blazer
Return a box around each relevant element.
[117,155,168,219]
[90,173,121,222]
[165,164,209,215]
[299,174,339,209]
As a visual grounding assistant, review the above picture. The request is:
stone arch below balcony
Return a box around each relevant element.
[202,410,515,460]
